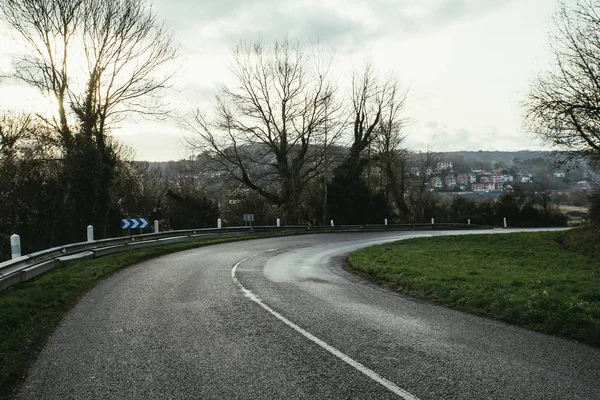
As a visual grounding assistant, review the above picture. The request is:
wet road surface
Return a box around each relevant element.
[19,230,600,399]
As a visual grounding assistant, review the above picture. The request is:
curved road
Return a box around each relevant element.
[19,230,600,399]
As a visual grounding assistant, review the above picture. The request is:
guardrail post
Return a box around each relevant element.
[154,220,159,233]
[504,217,507,228]
[384,218,388,226]
[468,219,471,225]
[431,218,435,225]
[217,218,222,229]
[87,225,94,242]
[330,220,334,227]
[10,234,21,259]
[276,218,280,227]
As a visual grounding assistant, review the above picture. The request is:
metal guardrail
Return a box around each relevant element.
[0,222,484,292]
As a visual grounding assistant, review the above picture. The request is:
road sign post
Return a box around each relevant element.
[243,214,255,227]
[121,218,149,231]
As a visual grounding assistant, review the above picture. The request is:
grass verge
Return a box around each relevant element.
[348,231,600,347]
[0,234,280,400]
[559,225,600,261]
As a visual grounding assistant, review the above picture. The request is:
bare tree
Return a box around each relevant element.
[1,0,80,141]
[1,0,177,147]
[405,146,442,222]
[525,0,600,162]
[0,111,34,157]
[342,63,402,179]
[186,40,341,222]
[1,0,177,236]
[0,110,60,161]
[327,63,407,224]
[374,84,409,219]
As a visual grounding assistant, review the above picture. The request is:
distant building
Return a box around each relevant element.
[577,181,592,191]
[502,174,514,183]
[472,183,487,192]
[444,174,457,188]
[437,161,453,170]
[491,174,503,184]
[456,173,475,186]
[431,176,443,189]
[472,182,496,192]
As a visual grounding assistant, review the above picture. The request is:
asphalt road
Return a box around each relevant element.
[19,230,600,399]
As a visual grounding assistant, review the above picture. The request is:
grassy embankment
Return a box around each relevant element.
[348,228,600,347]
[0,234,283,400]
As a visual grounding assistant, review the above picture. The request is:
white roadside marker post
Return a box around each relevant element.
[10,234,21,259]
[87,225,94,242]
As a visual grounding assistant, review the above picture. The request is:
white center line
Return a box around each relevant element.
[231,250,420,400]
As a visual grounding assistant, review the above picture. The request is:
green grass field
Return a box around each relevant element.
[348,231,600,347]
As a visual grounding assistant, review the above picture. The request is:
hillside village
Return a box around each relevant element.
[420,161,598,193]
[404,152,600,204]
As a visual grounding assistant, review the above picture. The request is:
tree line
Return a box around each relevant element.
[2,0,600,260]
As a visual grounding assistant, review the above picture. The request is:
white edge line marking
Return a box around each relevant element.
[231,249,420,400]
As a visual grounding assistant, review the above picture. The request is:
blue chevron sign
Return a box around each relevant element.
[121,218,149,229]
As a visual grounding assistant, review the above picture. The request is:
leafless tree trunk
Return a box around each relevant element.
[336,63,403,181]
[374,84,409,219]
[524,0,600,162]
[405,146,442,222]
[1,0,177,147]
[1,0,82,144]
[186,40,342,222]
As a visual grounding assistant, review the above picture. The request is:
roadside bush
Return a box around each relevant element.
[441,193,566,227]
[559,225,600,261]
[164,189,219,230]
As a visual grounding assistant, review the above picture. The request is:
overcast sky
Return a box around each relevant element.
[0,0,557,161]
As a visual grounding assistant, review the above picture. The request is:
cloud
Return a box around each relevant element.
[406,120,545,152]
[154,0,517,54]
